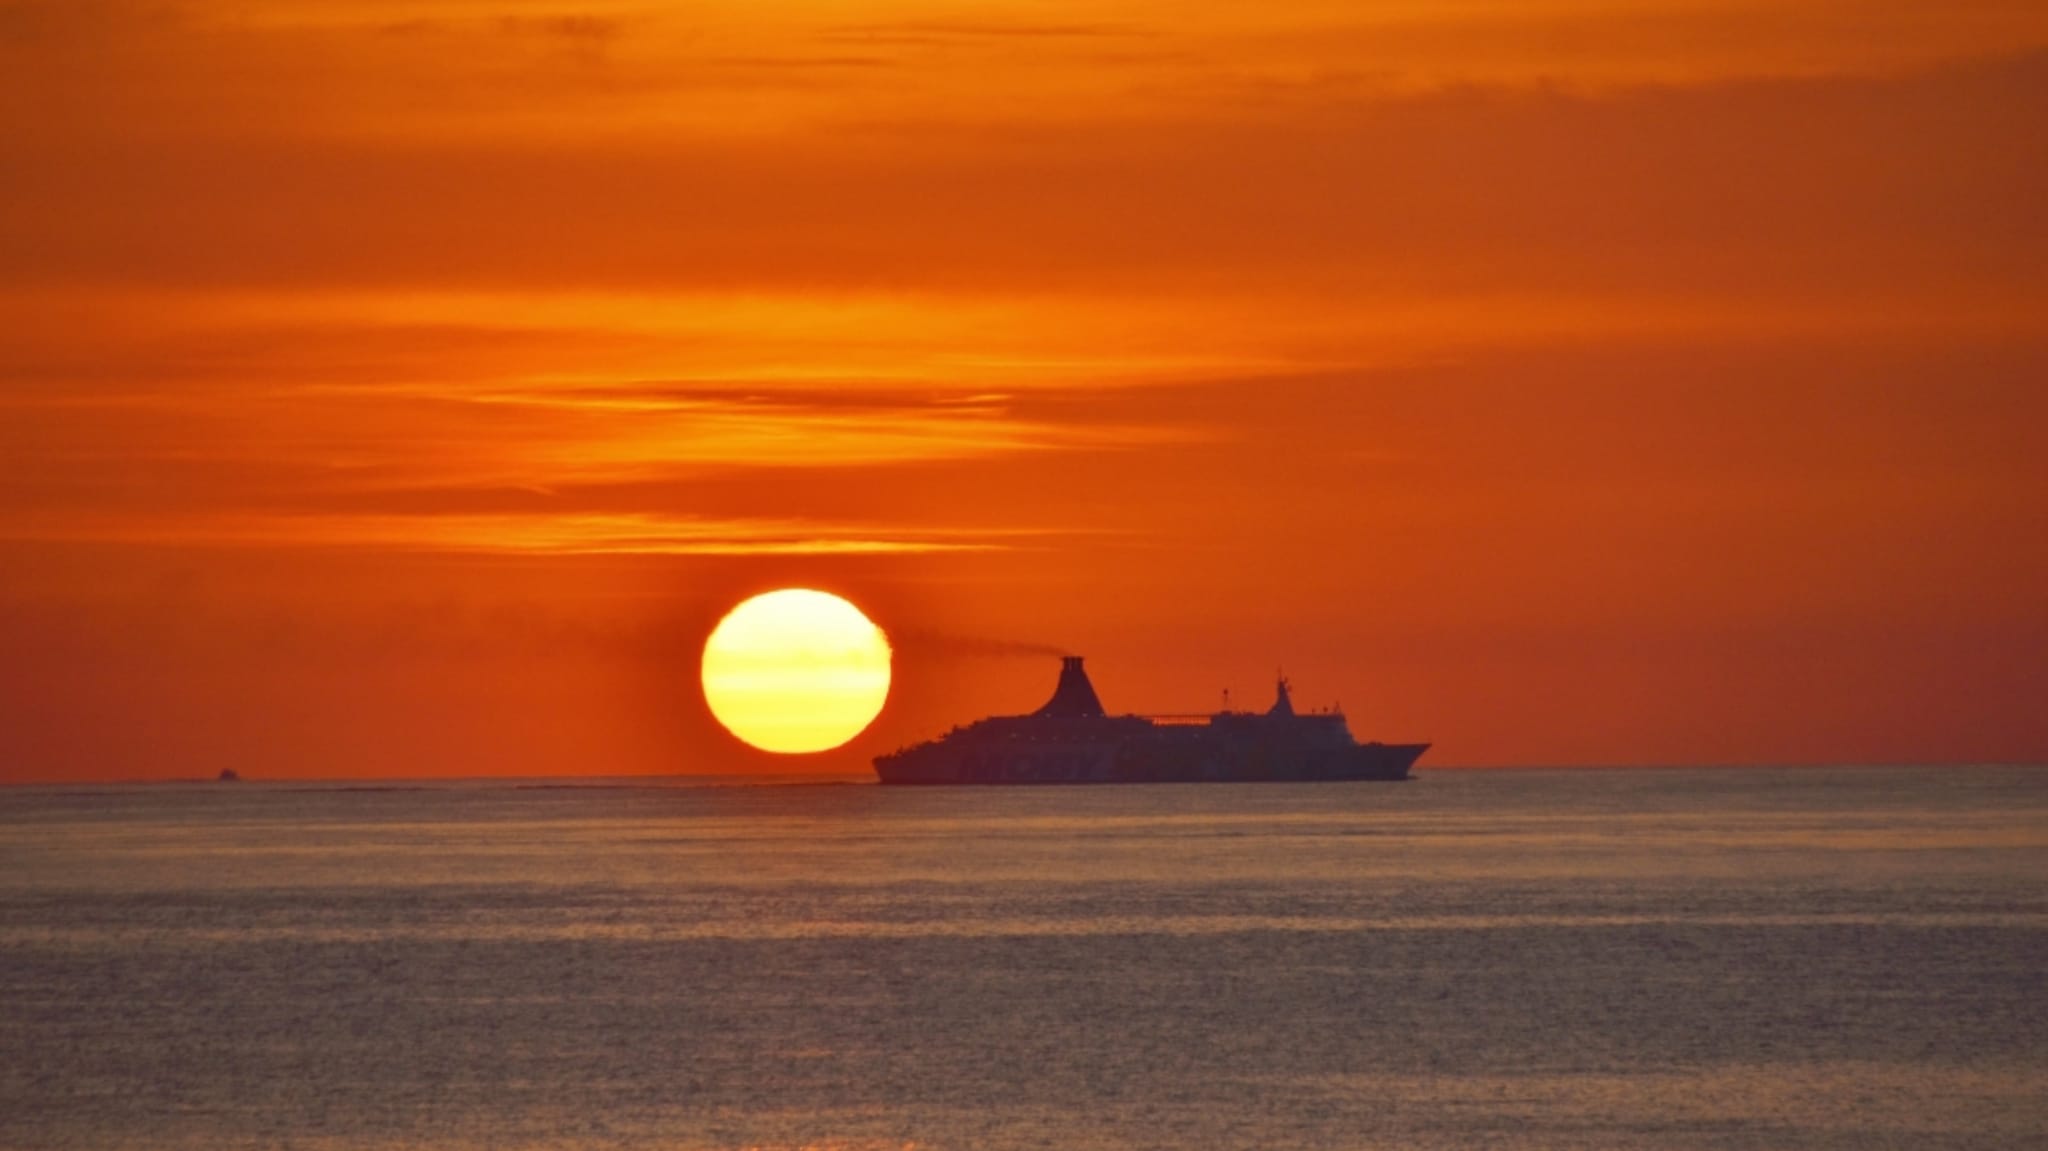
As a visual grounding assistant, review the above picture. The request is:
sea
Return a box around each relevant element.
[1,766,2043,1151]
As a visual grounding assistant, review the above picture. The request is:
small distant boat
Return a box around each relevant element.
[875,656,1428,785]
[217,769,242,782]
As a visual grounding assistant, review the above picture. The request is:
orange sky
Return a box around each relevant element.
[3,0,2046,778]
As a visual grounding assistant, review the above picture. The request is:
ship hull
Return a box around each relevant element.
[875,740,1427,785]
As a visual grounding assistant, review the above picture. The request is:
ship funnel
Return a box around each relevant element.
[1034,655,1106,718]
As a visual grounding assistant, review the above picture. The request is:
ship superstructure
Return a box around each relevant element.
[874,657,1426,785]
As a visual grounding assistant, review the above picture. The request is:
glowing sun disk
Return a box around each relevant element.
[700,589,892,754]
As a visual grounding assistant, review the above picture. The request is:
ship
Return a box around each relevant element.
[874,656,1427,785]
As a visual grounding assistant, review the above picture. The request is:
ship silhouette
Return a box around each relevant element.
[875,657,1427,785]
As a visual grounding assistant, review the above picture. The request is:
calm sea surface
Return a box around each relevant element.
[2,767,2043,1151]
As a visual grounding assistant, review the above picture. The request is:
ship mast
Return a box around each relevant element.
[1268,673,1295,718]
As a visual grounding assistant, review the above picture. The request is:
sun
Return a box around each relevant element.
[700,589,893,754]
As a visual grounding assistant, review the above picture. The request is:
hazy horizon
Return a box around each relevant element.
[9,762,2047,789]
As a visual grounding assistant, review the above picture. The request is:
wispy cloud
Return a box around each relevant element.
[0,510,1043,556]
[0,372,1187,551]
[824,21,1148,47]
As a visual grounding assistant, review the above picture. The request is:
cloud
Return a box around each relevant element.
[824,21,1147,46]
[891,631,1073,661]
[498,15,624,44]
[4,50,2042,314]
[0,370,1186,551]
[0,511,1027,555]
